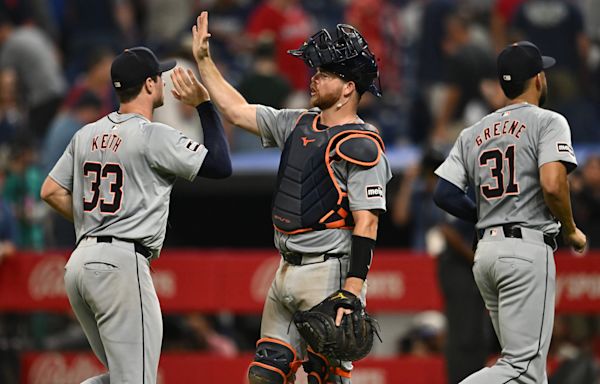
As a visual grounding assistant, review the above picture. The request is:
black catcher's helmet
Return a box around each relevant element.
[288,24,381,97]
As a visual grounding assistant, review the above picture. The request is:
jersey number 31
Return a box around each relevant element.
[479,145,519,199]
[83,162,124,214]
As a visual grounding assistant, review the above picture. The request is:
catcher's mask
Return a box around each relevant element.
[288,24,381,97]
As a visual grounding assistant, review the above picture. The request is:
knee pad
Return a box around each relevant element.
[248,338,302,384]
[303,348,352,384]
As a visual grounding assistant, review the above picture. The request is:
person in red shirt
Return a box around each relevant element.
[246,0,314,91]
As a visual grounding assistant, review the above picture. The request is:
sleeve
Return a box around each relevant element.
[347,154,392,212]
[144,123,208,181]
[48,137,75,191]
[537,114,577,172]
[435,132,469,192]
[255,105,305,149]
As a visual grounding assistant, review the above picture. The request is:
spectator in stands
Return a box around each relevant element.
[392,148,447,252]
[236,39,292,152]
[0,168,17,265]
[200,0,253,80]
[510,0,590,110]
[0,69,21,148]
[398,311,447,356]
[3,141,44,250]
[246,0,314,91]
[0,13,66,141]
[430,10,496,144]
[61,0,137,78]
[41,91,102,178]
[61,46,117,117]
[571,155,600,248]
[144,0,196,50]
[548,315,600,384]
[490,0,527,53]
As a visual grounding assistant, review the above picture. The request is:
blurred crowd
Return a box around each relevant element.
[1,0,600,383]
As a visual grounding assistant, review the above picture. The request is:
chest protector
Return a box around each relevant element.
[272,111,384,234]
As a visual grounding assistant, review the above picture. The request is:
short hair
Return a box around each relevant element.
[115,75,158,104]
[500,77,533,99]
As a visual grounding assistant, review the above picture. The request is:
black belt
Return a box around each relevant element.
[96,236,152,259]
[478,225,556,249]
[281,252,345,266]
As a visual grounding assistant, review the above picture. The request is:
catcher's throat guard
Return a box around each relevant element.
[293,289,381,362]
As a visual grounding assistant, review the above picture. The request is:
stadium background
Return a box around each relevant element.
[1,0,600,383]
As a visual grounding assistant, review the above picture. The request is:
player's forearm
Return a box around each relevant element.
[196,101,232,179]
[542,181,576,234]
[345,210,379,294]
[41,177,74,222]
[195,58,258,134]
[433,178,478,223]
[540,163,576,234]
[43,192,74,222]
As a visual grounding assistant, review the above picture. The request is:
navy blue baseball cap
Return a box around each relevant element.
[497,41,555,84]
[111,47,176,89]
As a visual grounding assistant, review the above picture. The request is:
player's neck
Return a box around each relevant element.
[320,106,359,127]
[507,91,540,107]
[118,102,154,121]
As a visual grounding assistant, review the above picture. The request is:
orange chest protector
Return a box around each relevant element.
[271,111,384,234]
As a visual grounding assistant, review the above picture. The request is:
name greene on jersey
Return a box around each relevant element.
[91,133,123,152]
[475,118,526,146]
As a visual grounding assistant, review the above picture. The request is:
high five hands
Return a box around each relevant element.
[192,11,211,62]
[170,67,209,107]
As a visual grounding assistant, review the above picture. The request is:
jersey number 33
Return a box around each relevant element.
[82,162,124,214]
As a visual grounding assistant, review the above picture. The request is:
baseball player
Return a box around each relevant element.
[191,12,391,384]
[40,46,232,383]
[434,41,587,384]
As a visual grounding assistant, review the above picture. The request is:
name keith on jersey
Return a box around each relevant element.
[91,133,122,152]
[475,119,526,146]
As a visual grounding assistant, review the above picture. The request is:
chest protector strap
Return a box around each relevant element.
[271,111,384,234]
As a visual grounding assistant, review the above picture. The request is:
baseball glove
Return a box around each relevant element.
[293,289,380,362]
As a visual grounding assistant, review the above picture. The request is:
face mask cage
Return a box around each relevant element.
[288,24,381,97]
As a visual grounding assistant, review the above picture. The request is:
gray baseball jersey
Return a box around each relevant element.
[55,111,207,384]
[435,102,577,235]
[49,111,207,256]
[256,105,392,255]
[436,102,577,384]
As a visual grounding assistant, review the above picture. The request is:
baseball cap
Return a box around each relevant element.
[497,41,555,84]
[111,47,176,89]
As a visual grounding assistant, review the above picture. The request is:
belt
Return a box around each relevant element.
[95,236,152,259]
[478,225,556,250]
[281,252,345,266]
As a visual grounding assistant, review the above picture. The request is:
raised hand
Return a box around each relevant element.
[170,67,209,107]
[192,11,211,62]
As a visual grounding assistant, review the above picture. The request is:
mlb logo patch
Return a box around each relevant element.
[366,185,383,199]
[557,142,573,155]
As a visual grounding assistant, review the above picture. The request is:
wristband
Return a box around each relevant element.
[347,235,376,280]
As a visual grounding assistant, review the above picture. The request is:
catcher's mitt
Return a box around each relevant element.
[293,289,380,361]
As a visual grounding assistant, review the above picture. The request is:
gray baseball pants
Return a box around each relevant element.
[461,226,555,384]
[64,237,162,384]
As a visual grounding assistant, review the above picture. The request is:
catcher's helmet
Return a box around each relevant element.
[288,24,381,97]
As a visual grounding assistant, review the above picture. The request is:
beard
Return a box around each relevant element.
[538,81,548,107]
[310,89,341,110]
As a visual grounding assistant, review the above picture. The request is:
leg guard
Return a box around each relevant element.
[248,338,303,384]
[304,348,352,384]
